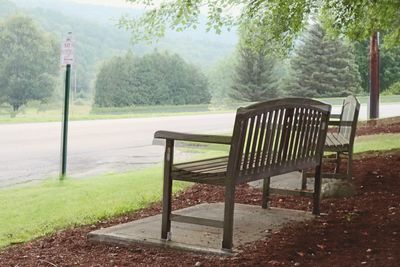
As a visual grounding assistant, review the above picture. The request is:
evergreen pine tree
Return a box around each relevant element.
[230,46,280,102]
[285,23,361,97]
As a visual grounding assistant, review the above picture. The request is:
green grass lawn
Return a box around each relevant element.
[1,95,399,124]
[0,133,399,249]
[354,133,400,153]
[319,95,400,106]
[0,167,190,249]
[0,103,221,124]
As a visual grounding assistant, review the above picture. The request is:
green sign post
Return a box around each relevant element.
[61,64,71,179]
[60,32,74,179]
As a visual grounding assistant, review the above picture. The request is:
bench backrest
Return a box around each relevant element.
[227,98,331,183]
[339,95,360,144]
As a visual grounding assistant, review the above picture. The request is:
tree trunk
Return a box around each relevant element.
[369,32,380,119]
[10,104,20,118]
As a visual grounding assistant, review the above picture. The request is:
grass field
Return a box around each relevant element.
[319,95,400,106]
[0,133,399,249]
[1,95,399,124]
[354,133,400,153]
[0,167,184,248]
[0,103,216,124]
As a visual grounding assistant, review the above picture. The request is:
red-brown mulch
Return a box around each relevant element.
[356,116,400,136]
[1,120,400,266]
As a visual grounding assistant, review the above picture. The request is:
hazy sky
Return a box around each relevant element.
[70,0,141,8]
[69,0,240,17]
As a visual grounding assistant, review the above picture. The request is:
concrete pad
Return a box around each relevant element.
[249,171,307,190]
[248,171,356,198]
[89,203,313,255]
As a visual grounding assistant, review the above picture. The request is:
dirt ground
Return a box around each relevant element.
[1,119,400,267]
[356,116,400,135]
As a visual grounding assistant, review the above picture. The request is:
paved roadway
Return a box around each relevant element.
[0,103,399,188]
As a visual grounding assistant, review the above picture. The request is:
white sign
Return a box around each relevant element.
[61,33,74,66]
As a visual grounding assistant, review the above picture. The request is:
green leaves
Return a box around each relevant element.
[121,0,238,43]
[322,0,400,47]
[0,15,59,113]
[94,51,211,107]
[121,0,400,51]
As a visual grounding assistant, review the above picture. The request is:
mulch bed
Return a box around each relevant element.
[356,116,400,136]
[1,120,400,266]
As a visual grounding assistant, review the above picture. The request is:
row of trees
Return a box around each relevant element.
[94,52,211,107]
[95,18,400,106]
[123,0,400,104]
[224,22,361,103]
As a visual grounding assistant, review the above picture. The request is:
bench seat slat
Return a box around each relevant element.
[173,158,229,172]
[173,156,228,169]
[172,155,319,185]
[325,132,349,152]
[336,133,349,145]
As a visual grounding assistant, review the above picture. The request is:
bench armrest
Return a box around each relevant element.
[154,130,232,145]
[330,114,341,119]
[328,120,355,127]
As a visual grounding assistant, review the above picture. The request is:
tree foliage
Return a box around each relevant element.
[384,81,400,95]
[353,40,369,92]
[94,51,211,107]
[207,55,236,104]
[284,23,361,98]
[230,46,280,102]
[0,15,59,112]
[122,0,400,50]
[354,39,400,93]
[380,46,400,92]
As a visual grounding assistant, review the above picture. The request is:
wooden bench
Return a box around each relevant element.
[154,98,331,250]
[302,95,360,188]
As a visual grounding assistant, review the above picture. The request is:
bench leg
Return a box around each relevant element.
[312,164,322,215]
[222,179,235,250]
[334,152,341,174]
[346,150,353,181]
[161,140,174,240]
[301,171,307,190]
[262,177,271,209]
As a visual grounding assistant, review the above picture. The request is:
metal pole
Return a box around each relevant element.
[74,67,77,100]
[61,64,71,179]
[369,32,380,119]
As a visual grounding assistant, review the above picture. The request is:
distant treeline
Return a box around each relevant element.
[94,52,211,107]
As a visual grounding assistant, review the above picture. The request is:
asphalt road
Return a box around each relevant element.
[0,113,236,188]
[0,103,398,188]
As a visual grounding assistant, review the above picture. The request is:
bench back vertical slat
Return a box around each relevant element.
[261,111,274,169]
[272,109,285,165]
[306,110,318,157]
[249,114,262,169]
[227,98,331,183]
[300,109,310,159]
[292,107,304,161]
[286,107,298,161]
[339,95,360,143]
[242,116,255,170]
[255,113,268,172]
[310,111,322,156]
[278,108,293,164]
[297,108,309,159]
